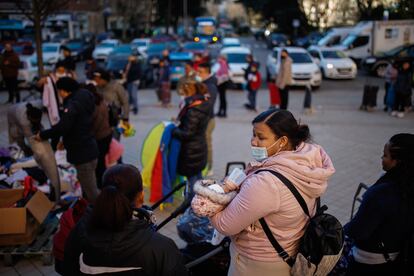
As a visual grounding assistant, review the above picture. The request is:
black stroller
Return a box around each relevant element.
[150,162,246,276]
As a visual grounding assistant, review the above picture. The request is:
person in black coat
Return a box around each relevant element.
[124,54,142,114]
[36,77,99,202]
[345,133,414,276]
[172,80,211,200]
[63,164,188,276]
[392,61,412,118]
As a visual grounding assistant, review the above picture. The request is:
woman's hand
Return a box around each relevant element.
[221,177,239,193]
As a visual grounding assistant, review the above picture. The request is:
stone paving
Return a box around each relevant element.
[0,74,413,275]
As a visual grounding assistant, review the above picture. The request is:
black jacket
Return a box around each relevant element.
[63,209,188,276]
[395,68,413,95]
[40,88,98,165]
[173,97,210,177]
[126,61,142,83]
[202,75,218,118]
[344,172,408,253]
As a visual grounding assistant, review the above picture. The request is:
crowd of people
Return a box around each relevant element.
[0,41,413,276]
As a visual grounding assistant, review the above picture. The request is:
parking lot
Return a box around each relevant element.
[1,35,414,275]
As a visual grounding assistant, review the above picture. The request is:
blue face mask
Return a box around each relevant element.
[195,75,202,82]
[251,139,280,162]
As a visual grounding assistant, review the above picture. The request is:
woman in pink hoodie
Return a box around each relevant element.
[210,109,335,276]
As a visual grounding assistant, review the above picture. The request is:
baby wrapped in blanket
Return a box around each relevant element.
[191,168,247,217]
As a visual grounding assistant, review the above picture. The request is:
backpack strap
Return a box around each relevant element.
[255,169,311,217]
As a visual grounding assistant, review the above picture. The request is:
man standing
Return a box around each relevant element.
[1,43,20,103]
[197,63,218,176]
[59,46,76,78]
[276,49,293,110]
[36,77,99,203]
[93,68,130,140]
[124,53,142,115]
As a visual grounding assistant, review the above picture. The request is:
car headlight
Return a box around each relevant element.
[326,63,334,69]
[365,58,376,64]
[194,37,200,42]
[212,36,218,42]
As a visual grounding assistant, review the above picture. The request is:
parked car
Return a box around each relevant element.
[317,27,353,47]
[65,39,94,61]
[334,20,414,64]
[131,38,150,53]
[294,32,324,48]
[169,51,194,85]
[147,42,180,66]
[251,27,266,40]
[40,42,61,66]
[182,42,208,56]
[92,39,120,62]
[18,56,39,88]
[213,46,251,85]
[266,47,322,89]
[308,46,357,79]
[361,44,414,77]
[222,37,241,48]
[266,33,290,49]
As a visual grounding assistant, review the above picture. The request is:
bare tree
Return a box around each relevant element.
[15,0,71,76]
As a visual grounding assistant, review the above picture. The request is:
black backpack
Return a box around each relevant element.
[255,170,344,276]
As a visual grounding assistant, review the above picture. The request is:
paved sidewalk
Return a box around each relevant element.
[1,76,413,275]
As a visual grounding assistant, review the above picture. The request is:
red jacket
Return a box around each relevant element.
[248,71,262,91]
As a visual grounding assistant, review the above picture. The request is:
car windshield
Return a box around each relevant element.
[184,43,205,50]
[67,42,82,49]
[113,46,132,53]
[148,43,166,52]
[43,45,58,52]
[226,53,248,64]
[107,58,128,70]
[289,52,312,63]
[98,43,115,48]
[341,35,356,47]
[132,41,147,46]
[322,50,346,59]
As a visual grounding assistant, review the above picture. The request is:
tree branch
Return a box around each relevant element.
[14,0,35,22]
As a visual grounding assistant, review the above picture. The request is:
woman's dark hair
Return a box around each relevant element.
[89,164,143,232]
[387,133,414,194]
[252,109,310,149]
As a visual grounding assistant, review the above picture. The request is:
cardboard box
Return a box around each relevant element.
[0,189,54,246]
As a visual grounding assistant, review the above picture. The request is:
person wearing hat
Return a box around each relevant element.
[93,68,130,140]
[35,77,99,203]
[59,45,76,77]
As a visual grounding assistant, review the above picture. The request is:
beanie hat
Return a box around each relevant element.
[56,77,79,93]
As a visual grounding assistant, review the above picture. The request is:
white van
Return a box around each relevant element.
[335,20,414,62]
[317,27,353,47]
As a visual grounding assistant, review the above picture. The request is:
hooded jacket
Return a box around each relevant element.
[211,142,335,262]
[172,96,210,177]
[63,209,188,276]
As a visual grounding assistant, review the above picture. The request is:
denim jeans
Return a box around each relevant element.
[127,81,138,112]
[247,88,257,109]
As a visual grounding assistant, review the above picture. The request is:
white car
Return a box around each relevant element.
[92,39,120,62]
[18,56,39,87]
[41,42,61,66]
[308,46,357,79]
[213,46,251,85]
[266,47,322,89]
[131,38,150,54]
[221,38,241,48]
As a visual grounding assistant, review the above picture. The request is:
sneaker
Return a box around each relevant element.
[390,111,398,117]
[397,112,405,118]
